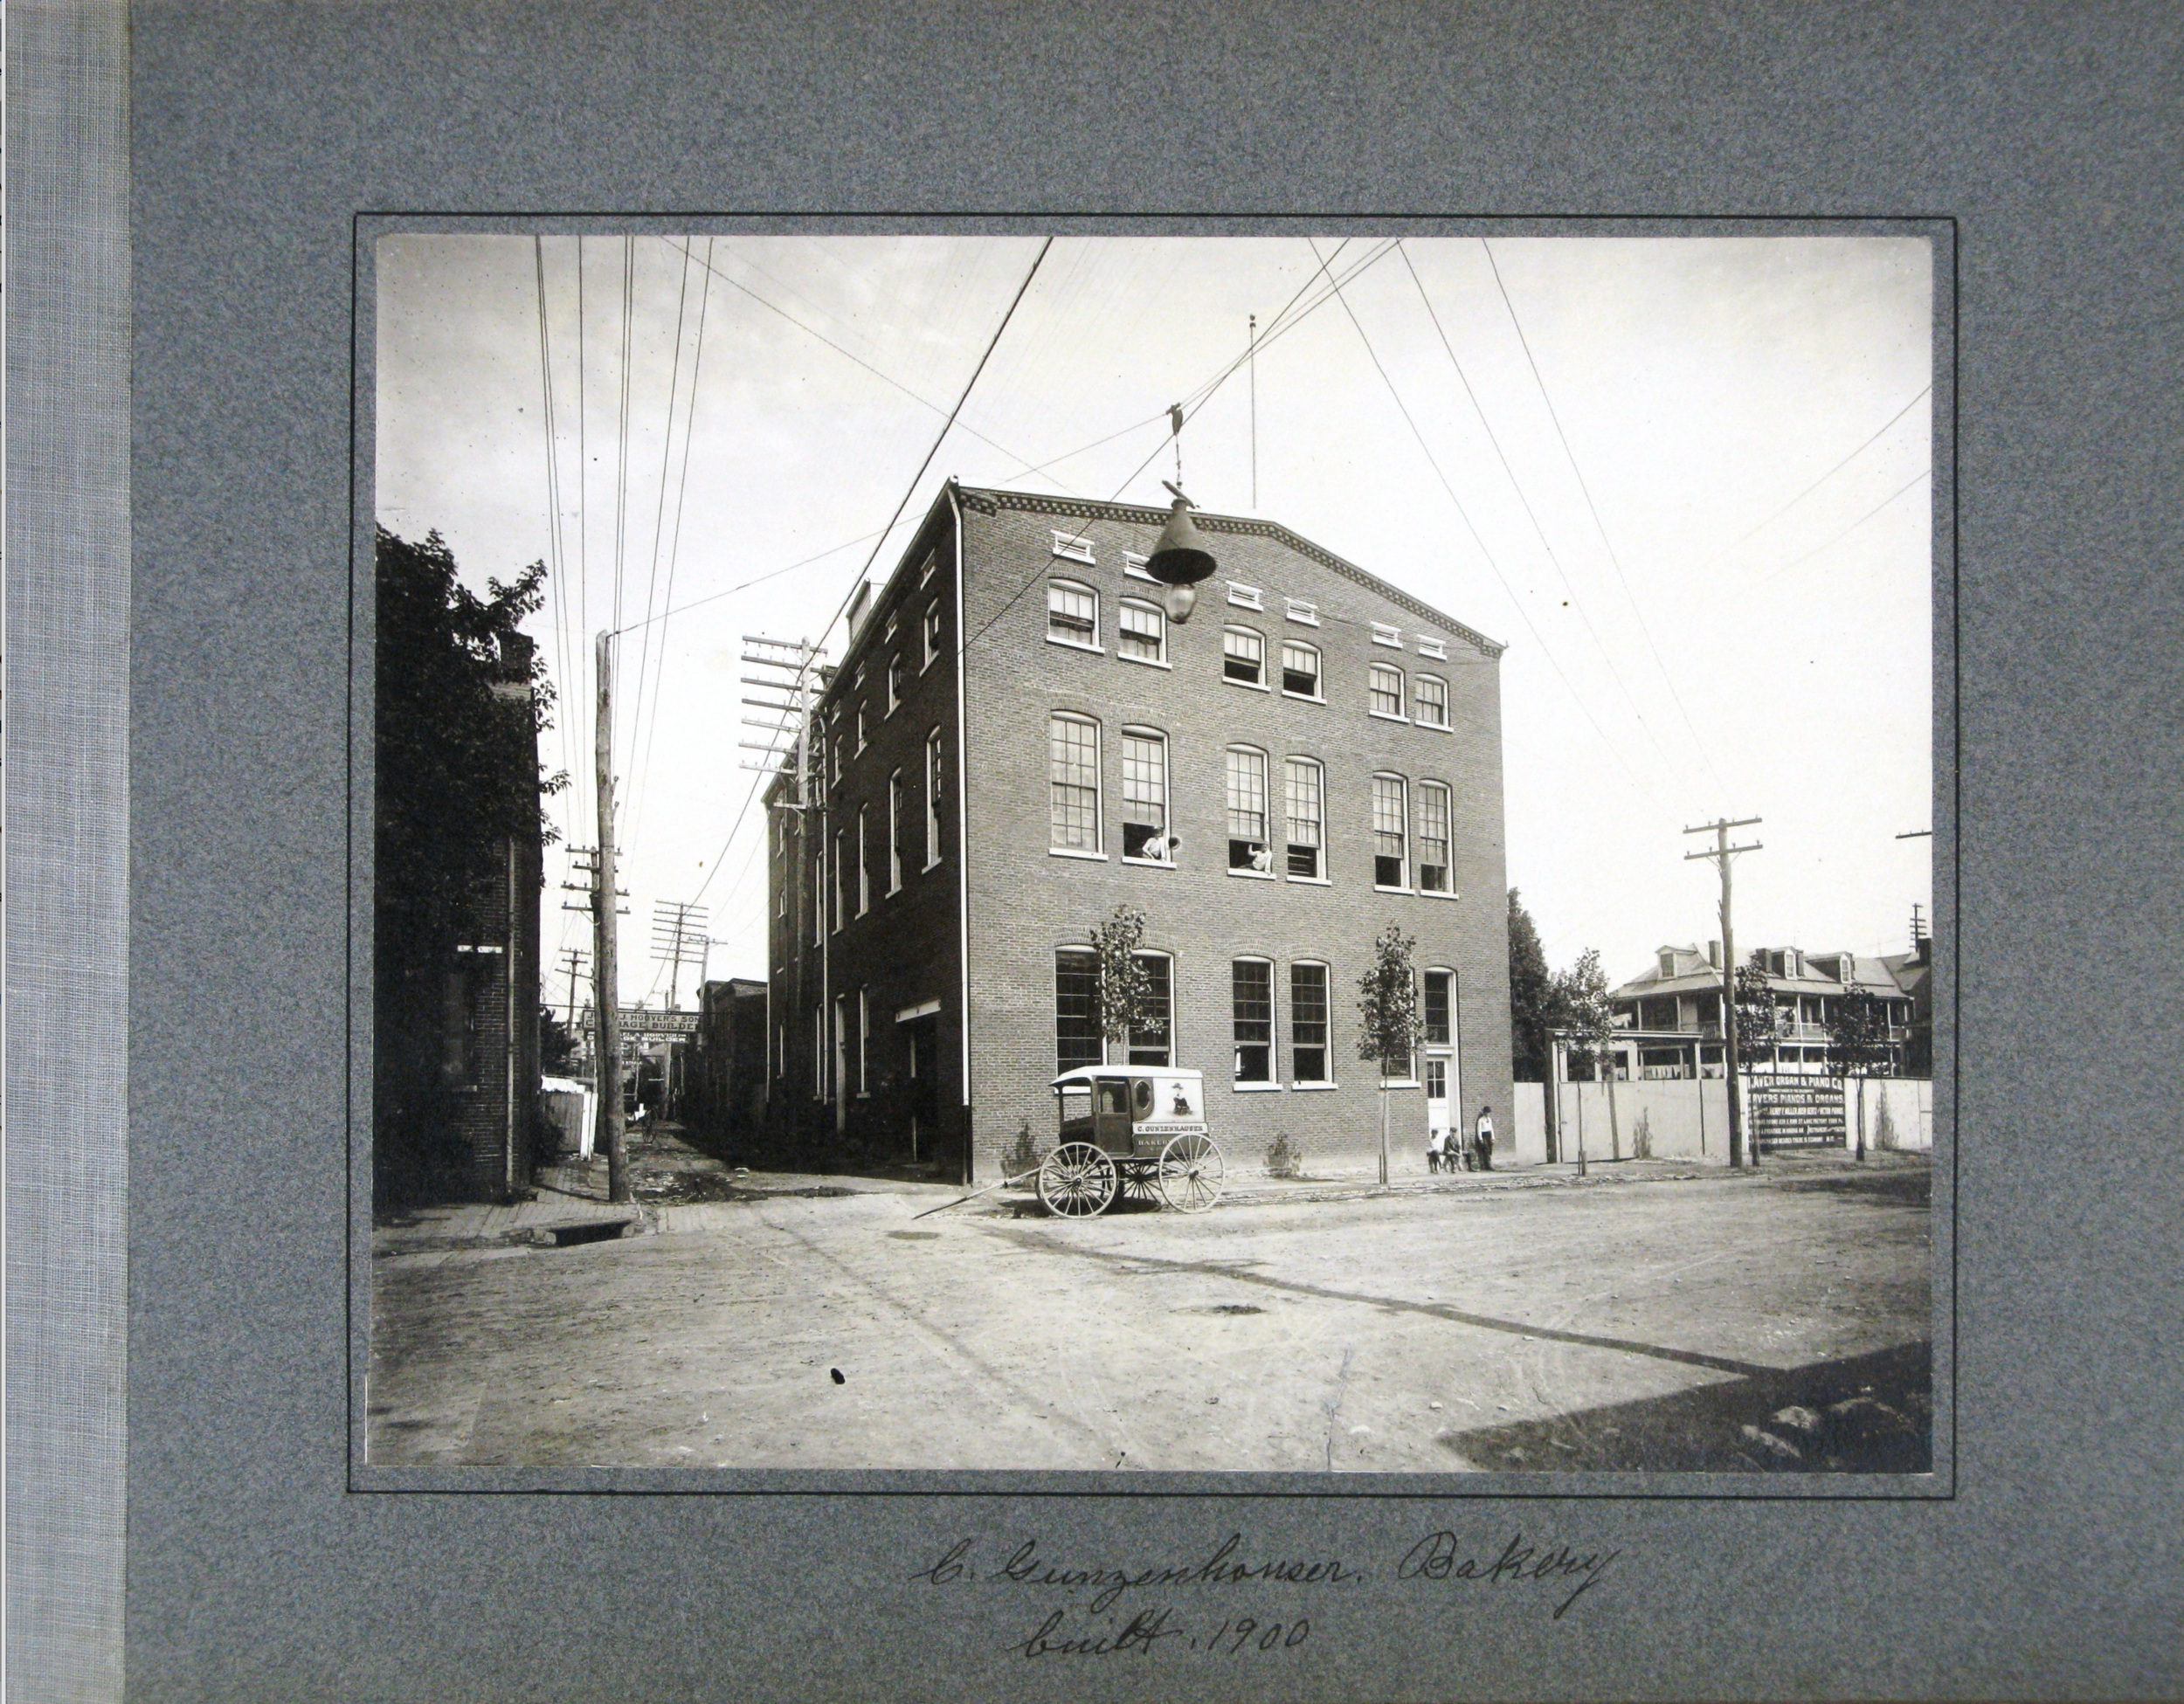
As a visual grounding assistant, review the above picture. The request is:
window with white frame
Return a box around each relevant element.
[1227,582,1264,611]
[1368,662,1406,718]
[1233,959,1274,1083]
[887,653,904,713]
[919,549,938,586]
[1280,640,1321,698]
[1130,952,1172,1066]
[1054,949,1101,1072]
[1222,625,1265,686]
[1047,580,1098,648]
[887,770,902,893]
[1049,714,1102,851]
[812,850,823,945]
[1226,746,1272,873]
[1372,775,1408,888]
[857,989,870,1094]
[856,806,870,914]
[1413,673,1448,728]
[1117,598,1165,664]
[833,829,846,928]
[1423,969,1454,1047]
[812,1007,825,1097]
[1372,621,1402,647]
[925,729,943,866]
[1120,728,1170,862]
[1285,597,1319,625]
[1284,757,1324,879]
[1417,782,1451,893]
[1123,550,1154,582]
[856,701,867,753]
[883,611,898,643]
[923,601,941,669]
[1290,962,1330,1083]
[1417,636,1448,659]
[1052,530,1095,564]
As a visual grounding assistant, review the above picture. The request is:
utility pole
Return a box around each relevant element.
[1684,817,1762,1169]
[593,631,630,1204]
[650,900,709,1010]
[555,947,590,1026]
[1248,313,1258,509]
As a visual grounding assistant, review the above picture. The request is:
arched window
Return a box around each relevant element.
[1130,951,1173,1066]
[1117,597,1166,665]
[1226,746,1272,873]
[1280,640,1322,699]
[1423,968,1455,1046]
[1289,962,1330,1084]
[1047,579,1100,648]
[1283,756,1324,879]
[1369,662,1406,719]
[1120,727,1170,862]
[1222,625,1266,686]
[1048,713,1102,852]
[1232,958,1275,1083]
[923,728,943,868]
[1417,781,1452,893]
[1372,773,1408,888]
[1413,673,1448,727]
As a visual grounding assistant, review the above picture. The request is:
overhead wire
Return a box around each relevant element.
[1738,382,1932,543]
[1466,238,1729,801]
[1751,466,1931,590]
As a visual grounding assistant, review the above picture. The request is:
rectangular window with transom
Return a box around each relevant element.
[1233,959,1274,1083]
[1226,747,1270,873]
[1417,781,1451,893]
[1117,598,1165,664]
[1047,580,1099,648]
[1281,640,1321,699]
[1049,714,1102,851]
[1130,952,1172,1066]
[1291,962,1330,1083]
[1222,626,1264,686]
[1120,728,1169,862]
[1369,663,1406,718]
[1413,673,1448,728]
[1054,949,1101,1072]
[925,729,943,866]
[1284,756,1324,879]
[1423,969,1454,1046]
[1373,774,1408,888]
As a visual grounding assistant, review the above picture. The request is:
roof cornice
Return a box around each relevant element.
[957,484,1505,659]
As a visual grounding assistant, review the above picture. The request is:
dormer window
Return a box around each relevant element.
[1659,949,1677,979]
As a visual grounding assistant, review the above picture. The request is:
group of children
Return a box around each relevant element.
[1427,1104,1496,1174]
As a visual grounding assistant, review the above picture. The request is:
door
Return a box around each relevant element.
[1424,1058,1451,1149]
[905,1014,939,1162]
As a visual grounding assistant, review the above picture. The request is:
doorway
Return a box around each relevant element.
[904,1013,940,1163]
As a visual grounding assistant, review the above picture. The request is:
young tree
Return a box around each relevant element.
[539,1005,581,1076]
[1089,904,1155,1055]
[1825,989,1896,1160]
[1506,888,1559,1081]
[1357,923,1426,1185]
[1731,959,1788,1162]
[1552,949,1614,1176]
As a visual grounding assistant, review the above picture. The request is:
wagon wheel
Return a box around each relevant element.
[1037,1142,1118,1218]
[1157,1133,1226,1213]
[1115,1158,1163,1208]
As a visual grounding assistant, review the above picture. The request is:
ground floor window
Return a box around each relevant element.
[1055,949,1101,1072]
[1233,959,1274,1082]
[1129,952,1172,1066]
[1289,962,1329,1082]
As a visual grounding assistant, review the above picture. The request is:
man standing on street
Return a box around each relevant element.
[1475,1104,1495,1171]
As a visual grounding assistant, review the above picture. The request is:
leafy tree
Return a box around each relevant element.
[539,1005,581,1075]
[1551,948,1615,1175]
[1089,904,1155,1050]
[1825,988,1896,1160]
[1357,924,1426,1184]
[1506,888,1560,1081]
[1733,961,1788,1068]
[375,527,563,1209]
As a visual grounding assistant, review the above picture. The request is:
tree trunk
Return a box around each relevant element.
[1855,1075,1867,1161]
[1378,1075,1390,1186]
[1607,1062,1621,1162]
[1574,1072,1587,1178]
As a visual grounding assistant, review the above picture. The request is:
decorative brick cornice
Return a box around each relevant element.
[957,484,1505,659]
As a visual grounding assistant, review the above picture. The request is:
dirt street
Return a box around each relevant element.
[369,1160,1932,1473]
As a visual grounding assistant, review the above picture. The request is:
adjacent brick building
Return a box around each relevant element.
[764,483,1513,1184]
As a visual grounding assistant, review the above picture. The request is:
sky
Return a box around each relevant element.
[375,231,1934,1009]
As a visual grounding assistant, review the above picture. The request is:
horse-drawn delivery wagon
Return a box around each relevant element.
[1040,1067,1226,1216]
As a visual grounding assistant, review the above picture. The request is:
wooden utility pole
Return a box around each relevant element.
[1684,817,1761,1169]
[593,631,630,1204]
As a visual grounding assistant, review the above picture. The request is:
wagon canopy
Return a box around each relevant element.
[1051,1066,1206,1131]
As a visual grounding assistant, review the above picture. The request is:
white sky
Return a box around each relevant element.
[375,231,1933,1008]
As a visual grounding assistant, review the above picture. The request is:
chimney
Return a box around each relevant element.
[846,580,875,645]
[1706,940,1721,969]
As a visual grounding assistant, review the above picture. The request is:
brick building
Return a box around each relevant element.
[764,483,1512,1184]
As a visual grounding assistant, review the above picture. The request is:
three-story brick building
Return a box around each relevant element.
[764,482,1512,1185]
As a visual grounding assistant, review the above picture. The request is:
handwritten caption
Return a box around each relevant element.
[909,1528,1622,1659]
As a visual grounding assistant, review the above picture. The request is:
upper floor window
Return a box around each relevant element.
[1280,641,1321,699]
[884,611,899,643]
[1226,746,1272,873]
[1413,673,1448,728]
[887,653,905,713]
[1368,662,1406,719]
[1047,581,1099,649]
[1371,621,1402,648]
[855,701,868,753]
[856,806,871,914]
[918,549,939,586]
[1227,582,1264,611]
[1417,782,1451,893]
[924,729,943,867]
[1222,626,1265,687]
[1123,550,1155,582]
[1049,714,1102,852]
[1417,636,1448,660]
[1284,757,1324,880]
[923,601,942,669]
[1117,598,1166,665]
[1284,597,1319,626]
[887,770,903,893]
[1120,728,1170,863]
[832,829,846,930]
[1052,530,1095,565]
[1372,774,1408,888]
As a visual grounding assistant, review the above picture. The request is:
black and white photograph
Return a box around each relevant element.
[364,228,1939,1476]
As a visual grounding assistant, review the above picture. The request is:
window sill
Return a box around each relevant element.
[922,859,943,873]
[1222,675,1271,693]
[1286,873,1330,886]
[1414,720,1451,734]
[1369,709,1412,725]
[1282,689,1325,704]
[1121,854,1176,870]
[1117,652,1171,670]
[1046,636,1103,654]
[1417,886,1459,900]
[1049,846,1109,861]
[1227,866,1277,880]
[1290,1081,1338,1092]
[1375,884,1414,896]
[1232,1080,1284,1093]
[1376,1079,1422,1090]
